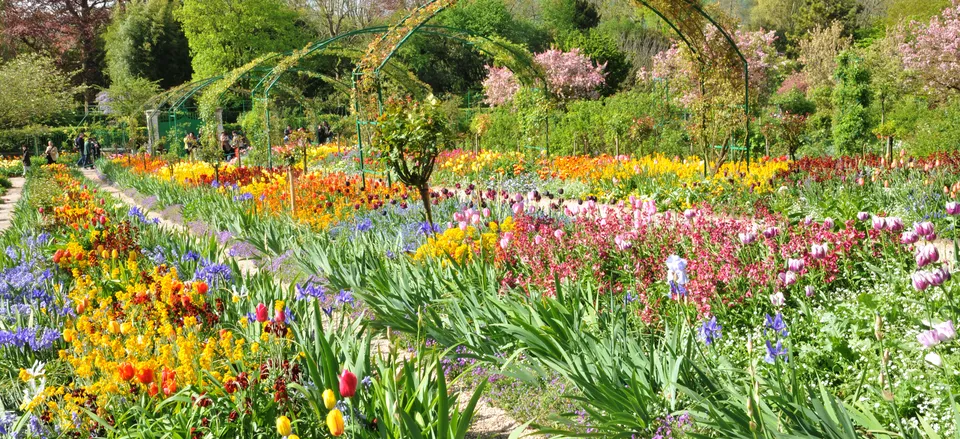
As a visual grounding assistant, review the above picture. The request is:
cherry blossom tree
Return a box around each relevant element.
[901,3,960,95]
[481,48,606,105]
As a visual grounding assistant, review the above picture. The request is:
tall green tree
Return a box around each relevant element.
[104,0,192,88]
[0,54,78,128]
[831,51,872,155]
[177,0,302,79]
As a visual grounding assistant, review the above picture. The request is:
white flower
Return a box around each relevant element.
[925,352,943,368]
[665,255,688,286]
[770,291,786,307]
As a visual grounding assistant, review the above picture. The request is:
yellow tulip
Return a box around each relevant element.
[289,436,299,439]
[326,409,345,436]
[120,322,133,335]
[276,415,292,437]
[108,321,121,334]
[322,389,336,409]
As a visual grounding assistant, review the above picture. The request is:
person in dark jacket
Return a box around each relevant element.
[21,145,31,176]
[74,133,86,167]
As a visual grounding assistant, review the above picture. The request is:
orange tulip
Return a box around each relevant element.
[137,367,154,385]
[119,363,136,381]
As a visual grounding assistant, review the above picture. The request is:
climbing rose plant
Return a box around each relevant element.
[901,3,960,95]
[481,48,606,105]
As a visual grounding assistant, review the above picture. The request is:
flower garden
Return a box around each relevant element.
[5,0,960,437]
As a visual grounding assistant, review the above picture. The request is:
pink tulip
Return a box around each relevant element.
[255,303,268,323]
[912,271,931,291]
[857,212,870,221]
[901,231,919,245]
[274,309,286,324]
[918,329,940,348]
[935,321,956,341]
[947,202,960,215]
[553,229,565,240]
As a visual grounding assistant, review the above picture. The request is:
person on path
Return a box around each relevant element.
[315,124,324,145]
[21,145,31,176]
[220,131,232,160]
[322,121,332,144]
[184,133,197,161]
[74,132,86,167]
[44,141,58,165]
[83,137,93,169]
[92,138,102,162]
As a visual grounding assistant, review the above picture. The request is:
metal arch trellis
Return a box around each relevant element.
[354,0,754,173]
[252,25,546,168]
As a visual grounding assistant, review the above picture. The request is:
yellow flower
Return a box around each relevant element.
[108,321,121,334]
[322,389,336,409]
[326,409,345,436]
[276,415,292,437]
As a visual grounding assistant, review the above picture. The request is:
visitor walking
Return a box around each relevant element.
[220,131,232,160]
[92,138,102,162]
[322,121,332,144]
[74,132,86,167]
[83,136,93,169]
[44,141,58,165]
[21,145,31,176]
[184,133,197,161]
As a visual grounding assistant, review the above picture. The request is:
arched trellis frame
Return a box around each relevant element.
[354,0,753,172]
[252,25,546,168]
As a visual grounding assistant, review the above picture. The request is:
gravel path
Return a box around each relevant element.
[0,177,25,233]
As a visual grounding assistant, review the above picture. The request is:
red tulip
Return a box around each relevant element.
[137,367,154,385]
[255,303,269,322]
[148,382,159,397]
[195,282,208,295]
[119,362,136,381]
[274,309,286,323]
[339,369,358,398]
[161,368,177,396]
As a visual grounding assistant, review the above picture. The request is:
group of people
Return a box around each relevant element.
[283,122,333,145]
[182,131,249,162]
[74,133,102,169]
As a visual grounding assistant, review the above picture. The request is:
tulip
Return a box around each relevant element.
[511,202,524,215]
[914,221,935,237]
[810,243,828,260]
[108,320,121,334]
[499,237,511,250]
[275,309,286,324]
[482,208,491,218]
[148,382,159,397]
[935,321,956,341]
[770,291,785,307]
[886,217,904,232]
[137,367,154,385]
[783,271,797,286]
[553,229,565,240]
[276,415,292,437]
[803,216,813,226]
[255,303,269,323]
[322,389,336,409]
[787,258,805,273]
[912,271,931,291]
[805,285,815,297]
[762,227,780,238]
[161,368,177,396]
[948,202,960,215]
[339,369,358,398]
[683,209,696,219]
[326,409,345,436]
[900,231,919,245]
[196,282,208,295]
[872,216,885,231]
[738,231,757,245]
[925,352,943,367]
[823,218,834,229]
[119,362,136,381]
[533,235,543,246]
[918,329,940,348]
[857,211,870,221]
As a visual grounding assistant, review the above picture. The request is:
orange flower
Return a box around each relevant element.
[137,367,154,385]
[118,363,136,381]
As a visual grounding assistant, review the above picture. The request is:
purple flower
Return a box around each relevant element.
[918,329,940,348]
[762,226,780,238]
[872,216,885,231]
[765,313,789,337]
[901,231,919,245]
[699,316,721,345]
[915,244,939,268]
[336,290,355,306]
[787,258,805,273]
[764,340,788,364]
[823,218,835,229]
[886,217,904,232]
[913,271,932,291]
[805,285,815,297]
[947,202,960,216]
[935,321,956,341]
[810,243,828,260]
[914,221,935,238]
[857,211,870,221]
[738,231,757,244]
[296,282,326,301]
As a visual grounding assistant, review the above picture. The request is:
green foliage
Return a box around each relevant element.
[0,54,78,129]
[831,51,872,155]
[176,0,302,79]
[100,77,161,127]
[541,0,599,35]
[904,99,960,156]
[104,0,191,88]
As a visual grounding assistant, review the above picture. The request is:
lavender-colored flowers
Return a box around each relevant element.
[947,201,960,216]
[0,327,60,351]
[915,244,939,267]
[665,255,688,297]
[699,316,721,345]
[193,259,233,289]
[765,313,789,337]
[764,339,788,364]
[296,282,327,301]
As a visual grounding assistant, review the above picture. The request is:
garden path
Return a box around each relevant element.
[0,177,25,233]
[80,168,540,439]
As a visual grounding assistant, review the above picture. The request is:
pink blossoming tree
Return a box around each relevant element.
[901,3,960,95]
[481,48,606,105]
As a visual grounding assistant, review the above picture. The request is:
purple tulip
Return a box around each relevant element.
[915,244,939,268]
[935,321,956,341]
[763,227,780,238]
[683,209,696,219]
[512,202,524,215]
[787,258,805,273]
[914,221,934,237]
[872,216,886,231]
[781,271,797,286]
[857,211,870,221]
[805,285,815,297]
[901,231,919,245]
[823,218,835,229]
[803,216,813,226]
[913,271,931,291]
[739,231,757,245]
[886,217,904,232]
[810,243,828,260]
[918,329,941,348]
[947,201,960,215]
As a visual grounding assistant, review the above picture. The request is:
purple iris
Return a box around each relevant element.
[699,316,722,345]
[764,340,788,364]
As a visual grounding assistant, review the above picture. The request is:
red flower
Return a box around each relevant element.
[118,362,136,381]
[255,303,269,322]
[161,368,177,396]
[148,382,159,397]
[339,369,358,398]
[196,282,209,295]
[137,367,154,385]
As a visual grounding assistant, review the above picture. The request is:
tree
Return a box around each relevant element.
[0,54,79,128]
[481,48,605,105]
[798,21,852,91]
[374,96,454,229]
[2,0,113,103]
[177,0,302,79]
[104,0,191,88]
[559,29,631,94]
[901,3,960,96]
[831,50,872,155]
[96,76,161,127]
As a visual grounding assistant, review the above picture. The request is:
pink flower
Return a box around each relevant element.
[914,221,935,237]
[805,285,815,297]
[901,231,919,245]
[872,216,885,231]
[810,243,828,260]
[918,329,940,348]
[255,303,268,323]
[857,212,870,221]
[912,271,932,291]
[886,217,904,232]
[553,229,565,240]
[787,258,805,273]
[947,202,960,215]
[274,309,286,324]
[935,321,956,341]
[823,218,835,229]
[482,208,491,218]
